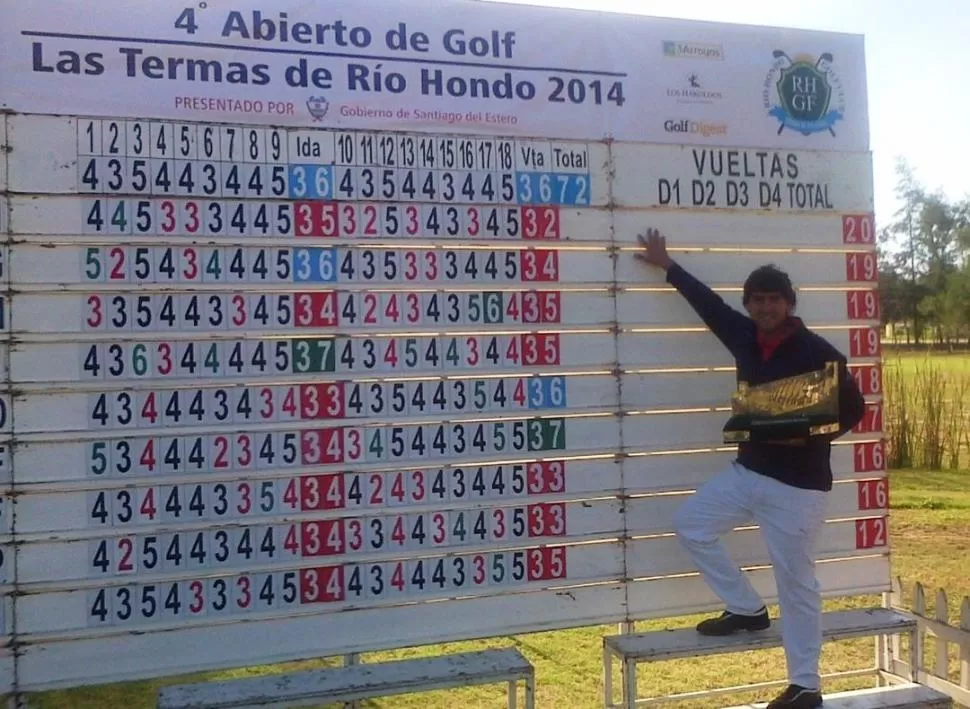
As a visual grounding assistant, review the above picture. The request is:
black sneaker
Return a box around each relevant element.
[695,608,770,636]
[766,684,822,709]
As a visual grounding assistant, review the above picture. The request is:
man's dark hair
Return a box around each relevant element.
[742,264,796,306]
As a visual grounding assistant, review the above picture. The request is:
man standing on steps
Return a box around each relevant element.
[634,228,867,709]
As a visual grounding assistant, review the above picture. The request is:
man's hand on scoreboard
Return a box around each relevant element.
[634,228,675,271]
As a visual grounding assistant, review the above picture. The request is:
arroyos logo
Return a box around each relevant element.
[763,51,845,136]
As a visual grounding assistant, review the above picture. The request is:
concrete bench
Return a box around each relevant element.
[603,607,918,709]
[157,647,534,709]
[720,682,952,708]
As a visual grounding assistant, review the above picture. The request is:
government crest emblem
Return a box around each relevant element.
[306,96,330,122]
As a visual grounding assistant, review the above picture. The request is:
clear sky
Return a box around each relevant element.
[482,0,969,231]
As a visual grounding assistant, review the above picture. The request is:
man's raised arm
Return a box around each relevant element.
[635,228,753,355]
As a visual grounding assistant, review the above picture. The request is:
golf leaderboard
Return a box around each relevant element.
[0,0,886,696]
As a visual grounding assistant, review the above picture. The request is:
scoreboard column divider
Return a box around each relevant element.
[2,110,24,709]
[606,139,632,632]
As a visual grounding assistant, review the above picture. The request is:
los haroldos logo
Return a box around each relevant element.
[763,50,845,136]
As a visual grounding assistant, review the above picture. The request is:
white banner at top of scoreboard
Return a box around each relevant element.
[0,0,869,151]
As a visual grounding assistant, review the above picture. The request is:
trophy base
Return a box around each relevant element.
[723,417,840,444]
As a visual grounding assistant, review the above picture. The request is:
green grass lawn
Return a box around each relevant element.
[883,348,970,375]
[27,468,970,709]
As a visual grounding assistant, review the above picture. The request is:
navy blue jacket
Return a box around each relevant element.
[666,262,867,491]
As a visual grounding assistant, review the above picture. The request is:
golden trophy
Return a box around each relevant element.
[723,361,842,443]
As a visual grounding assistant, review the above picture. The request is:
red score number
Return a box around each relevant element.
[851,363,882,395]
[842,214,875,245]
[855,517,887,549]
[857,478,888,510]
[846,290,880,320]
[845,252,877,282]
[295,292,338,327]
[849,327,881,358]
[300,565,344,603]
[527,461,566,494]
[853,402,883,435]
[528,546,567,581]
[853,441,886,473]
[521,206,560,240]
[299,383,345,419]
[520,250,559,282]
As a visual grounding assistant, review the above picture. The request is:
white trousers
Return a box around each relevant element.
[673,462,829,689]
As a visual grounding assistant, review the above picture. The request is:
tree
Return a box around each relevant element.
[879,158,969,343]
[881,158,926,342]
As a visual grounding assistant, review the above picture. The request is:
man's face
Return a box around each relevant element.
[745,291,793,334]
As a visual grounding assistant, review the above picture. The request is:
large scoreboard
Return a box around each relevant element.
[0,0,886,694]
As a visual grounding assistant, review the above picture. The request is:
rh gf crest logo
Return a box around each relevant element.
[763,51,845,136]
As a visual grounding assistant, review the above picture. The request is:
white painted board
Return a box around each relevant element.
[9,243,614,288]
[0,114,7,194]
[622,409,884,451]
[8,195,614,245]
[0,5,870,150]
[16,583,626,691]
[8,289,615,334]
[615,250,877,288]
[0,0,881,691]
[624,478,888,536]
[15,498,626,585]
[6,115,611,209]
[622,441,887,494]
[17,540,626,634]
[613,145,873,213]
[618,327,883,369]
[627,519,887,578]
[612,210,876,250]
[628,555,891,618]
[9,373,617,434]
[13,457,625,535]
[12,413,623,484]
[617,289,880,328]
[8,332,617,384]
